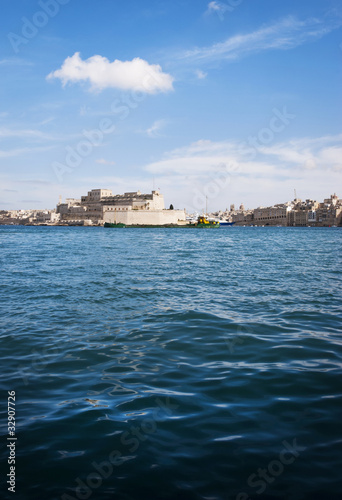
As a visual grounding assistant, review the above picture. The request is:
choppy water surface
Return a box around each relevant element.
[0,226,341,500]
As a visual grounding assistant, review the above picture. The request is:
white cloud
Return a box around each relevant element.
[207,1,224,13]
[47,52,174,94]
[144,134,342,174]
[182,16,342,63]
[259,134,342,170]
[0,145,54,158]
[0,127,78,143]
[145,119,167,138]
[319,147,342,170]
[0,128,50,139]
[140,134,342,210]
[0,58,34,66]
[144,139,274,176]
[96,158,116,165]
[205,1,235,22]
[38,117,56,126]
[195,69,207,80]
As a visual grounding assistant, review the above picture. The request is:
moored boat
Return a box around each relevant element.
[219,221,236,227]
[195,216,220,228]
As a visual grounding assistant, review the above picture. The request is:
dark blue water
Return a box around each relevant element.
[0,226,341,500]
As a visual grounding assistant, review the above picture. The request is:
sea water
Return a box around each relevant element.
[0,226,341,500]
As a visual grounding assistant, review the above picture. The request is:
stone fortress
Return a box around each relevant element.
[56,189,186,226]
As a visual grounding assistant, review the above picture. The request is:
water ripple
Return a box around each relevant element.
[0,226,341,499]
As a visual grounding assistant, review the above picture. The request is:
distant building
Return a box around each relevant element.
[289,195,341,227]
[229,194,342,227]
[231,210,254,225]
[253,204,291,226]
[34,210,60,224]
[315,194,342,227]
[57,189,186,226]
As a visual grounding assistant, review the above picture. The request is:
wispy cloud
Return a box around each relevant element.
[181,15,342,63]
[0,127,80,142]
[206,1,228,17]
[18,179,53,185]
[0,145,54,158]
[38,116,56,126]
[208,1,222,12]
[0,58,34,66]
[0,128,50,140]
[145,119,167,138]
[140,134,342,209]
[259,134,342,171]
[195,69,207,80]
[47,52,174,94]
[96,158,116,166]
[143,134,342,175]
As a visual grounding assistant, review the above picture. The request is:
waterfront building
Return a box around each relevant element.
[229,194,341,227]
[57,189,186,226]
[30,210,59,224]
[287,199,318,226]
[289,196,341,227]
[315,194,342,227]
[253,204,291,226]
[231,210,254,225]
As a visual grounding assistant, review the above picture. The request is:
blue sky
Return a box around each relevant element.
[1,0,341,211]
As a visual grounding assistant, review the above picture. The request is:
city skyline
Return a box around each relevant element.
[2,188,340,219]
[1,0,342,211]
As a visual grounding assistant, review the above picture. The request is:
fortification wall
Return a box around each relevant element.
[103,209,185,225]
